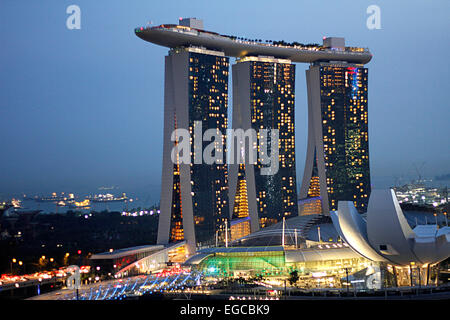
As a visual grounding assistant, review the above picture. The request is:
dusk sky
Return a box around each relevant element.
[0,0,449,203]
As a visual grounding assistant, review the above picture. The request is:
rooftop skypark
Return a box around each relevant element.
[135,22,372,64]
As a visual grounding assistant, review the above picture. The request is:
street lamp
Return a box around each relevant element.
[10,258,17,274]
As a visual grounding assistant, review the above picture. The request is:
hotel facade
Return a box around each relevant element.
[228,56,298,237]
[156,45,230,254]
[300,60,371,215]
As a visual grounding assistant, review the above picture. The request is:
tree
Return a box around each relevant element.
[288,270,299,286]
[38,256,48,271]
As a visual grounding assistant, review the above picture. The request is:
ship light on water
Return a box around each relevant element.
[74,199,90,207]
[11,199,22,208]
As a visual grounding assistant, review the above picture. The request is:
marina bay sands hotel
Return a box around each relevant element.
[135,18,372,254]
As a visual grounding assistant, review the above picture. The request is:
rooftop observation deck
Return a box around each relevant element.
[135,24,372,65]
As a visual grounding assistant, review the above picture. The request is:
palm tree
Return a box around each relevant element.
[288,270,299,286]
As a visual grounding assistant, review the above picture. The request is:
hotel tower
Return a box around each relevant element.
[154,19,230,254]
[299,38,371,214]
[228,56,298,236]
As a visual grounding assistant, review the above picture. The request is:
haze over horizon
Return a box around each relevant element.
[1,0,449,202]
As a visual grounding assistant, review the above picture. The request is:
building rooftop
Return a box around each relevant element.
[184,244,358,266]
[135,21,372,64]
[90,244,165,260]
[231,214,329,246]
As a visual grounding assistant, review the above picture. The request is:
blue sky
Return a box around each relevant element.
[0,0,449,202]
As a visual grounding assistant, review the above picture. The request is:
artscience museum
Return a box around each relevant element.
[331,189,449,267]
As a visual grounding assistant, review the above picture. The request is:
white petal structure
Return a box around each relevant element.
[331,202,387,262]
[331,189,450,266]
[366,189,418,265]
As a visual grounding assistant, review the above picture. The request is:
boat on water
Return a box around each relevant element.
[68,199,91,209]
[57,201,67,207]
[34,192,76,203]
[89,193,128,203]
